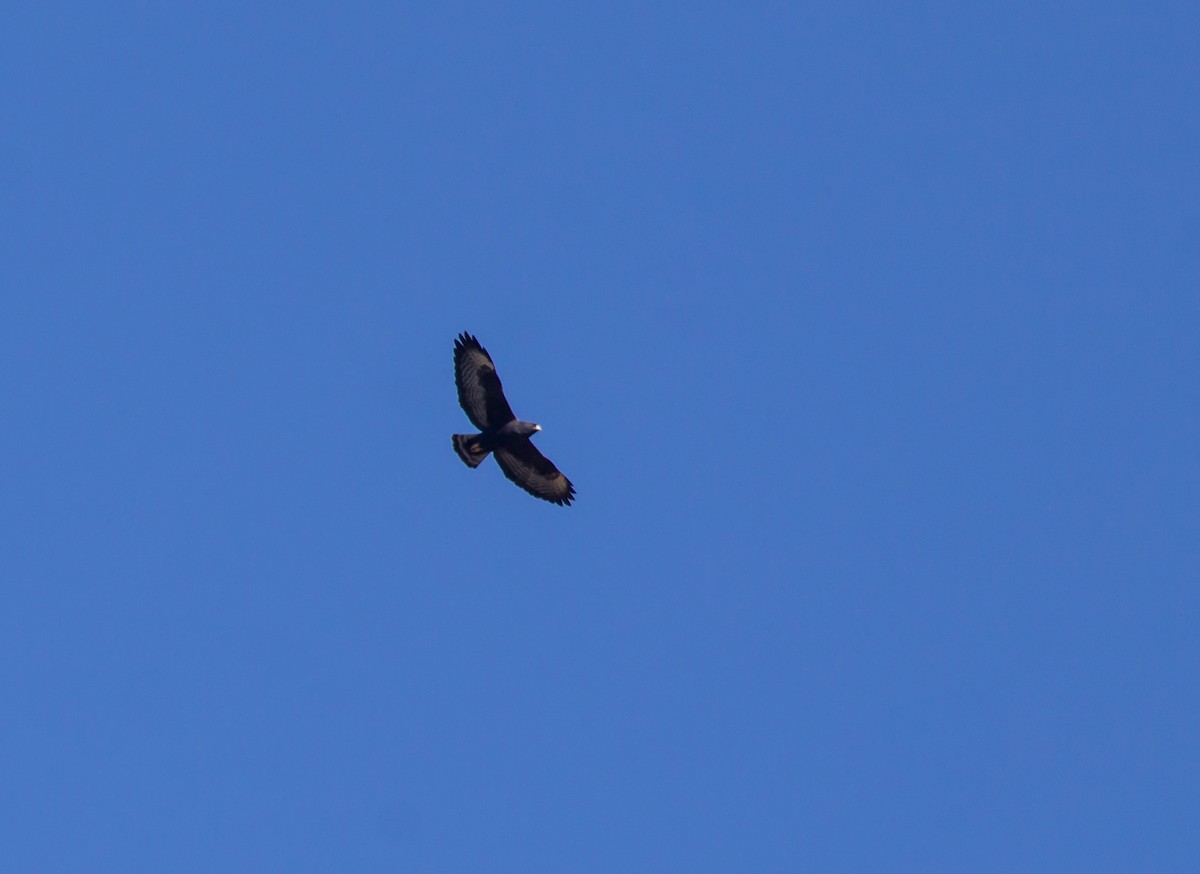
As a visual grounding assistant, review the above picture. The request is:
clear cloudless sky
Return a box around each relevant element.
[2,3,1197,871]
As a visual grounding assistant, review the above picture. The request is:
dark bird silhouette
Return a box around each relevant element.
[451,332,575,506]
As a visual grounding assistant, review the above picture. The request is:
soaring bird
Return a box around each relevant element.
[451,332,575,506]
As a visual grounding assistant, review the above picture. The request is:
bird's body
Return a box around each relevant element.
[451,420,540,468]
[451,332,575,506]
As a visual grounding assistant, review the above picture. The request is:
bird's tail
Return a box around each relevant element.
[452,434,490,468]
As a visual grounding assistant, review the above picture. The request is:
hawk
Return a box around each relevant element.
[451,332,576,506]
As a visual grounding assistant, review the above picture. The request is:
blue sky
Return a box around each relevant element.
[3,3,1197,870]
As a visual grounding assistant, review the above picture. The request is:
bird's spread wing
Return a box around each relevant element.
[454,332,516,431]
[494,439,576,506]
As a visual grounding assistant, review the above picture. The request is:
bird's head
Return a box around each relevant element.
[508,421,541,438]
